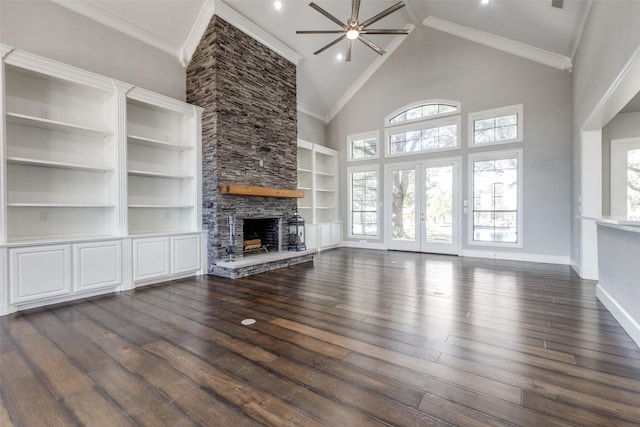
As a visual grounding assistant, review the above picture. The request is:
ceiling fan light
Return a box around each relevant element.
[346,29,360,40]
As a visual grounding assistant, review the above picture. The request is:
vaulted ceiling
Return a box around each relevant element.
[53,0,593,122]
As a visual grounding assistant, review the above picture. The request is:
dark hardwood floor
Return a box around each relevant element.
[2,248,640,426]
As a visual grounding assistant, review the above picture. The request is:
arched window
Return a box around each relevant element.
[385,100,461,157]
[386,100,460,126]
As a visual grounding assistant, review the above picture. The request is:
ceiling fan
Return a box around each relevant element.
[296,0,410,62]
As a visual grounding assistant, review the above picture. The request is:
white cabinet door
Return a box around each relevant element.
[330,223,342,246]
[171,235,200,274]
[133,237,170,282]
[318,224,332,249]
[74,241,122,292]
[305,224,318,250]
[10,245,72,304]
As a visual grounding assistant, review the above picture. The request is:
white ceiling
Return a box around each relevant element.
[54,0,593,122]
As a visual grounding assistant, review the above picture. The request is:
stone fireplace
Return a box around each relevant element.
[186,16,314,278]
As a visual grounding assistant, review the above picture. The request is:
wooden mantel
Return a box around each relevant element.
[219,184,304,198]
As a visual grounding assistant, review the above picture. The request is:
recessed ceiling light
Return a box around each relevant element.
[274,1,282,10]
[481,0,490,4]
[336,53,343,61]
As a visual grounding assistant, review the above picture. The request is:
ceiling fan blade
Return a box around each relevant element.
[346,39,355,62]
[360,1,405,28]
[297,30,346,34]
[351,0,361,24]
[313,34,346,55]
[309,2,346,28]
[360,29,410,35]
[358,35,386,56]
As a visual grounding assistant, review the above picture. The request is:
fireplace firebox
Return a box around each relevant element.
[242,217,282,255]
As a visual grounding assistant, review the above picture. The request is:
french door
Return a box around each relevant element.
[385,158,460,254]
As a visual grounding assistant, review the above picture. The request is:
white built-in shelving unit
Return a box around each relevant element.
[296,140,341,250]
[0,45,204,315]
[126,89,200,236]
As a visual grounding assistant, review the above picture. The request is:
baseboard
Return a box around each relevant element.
[340,240,387,250]
[460,249,571,265]
[570,257,582,277]
[596,284,640,348]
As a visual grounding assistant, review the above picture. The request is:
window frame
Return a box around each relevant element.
[384,115,462,158]
[385,99,461,127]
[468,148,524,248]
[611,137,640,218]
[347,130,380,162]
[468,104,524,148]
[347,164,380,239]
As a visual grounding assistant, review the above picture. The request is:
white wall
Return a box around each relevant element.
[326,25,572,260]
[602,111,640,215]
[297,111,326,146]
[571,1,640,274]
[0,0,186,100]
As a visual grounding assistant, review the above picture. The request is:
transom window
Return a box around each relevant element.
[387,100,460,126]
[385,116,461,157]
[469,104,523,146]
[347,131,379,161]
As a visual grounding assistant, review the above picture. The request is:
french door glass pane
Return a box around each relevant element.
[425,165,453,243]
[628,149,640,217]
[391,169,415,240]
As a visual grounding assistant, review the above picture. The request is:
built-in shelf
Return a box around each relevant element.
[128,170,193,179]
[297,141,338,225]
[128,204,193,209]
[128,134,193,152]
[8,203,115,208]
[6,112,111,138]
[7,157,113,173]
[1,45,205,316]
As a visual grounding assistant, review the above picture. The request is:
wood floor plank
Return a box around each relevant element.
[144,339,327,426]
[0,351,75,426]
[62,387,136,427]
[2,248,640,426]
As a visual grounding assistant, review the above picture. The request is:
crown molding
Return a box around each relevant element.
[4,46,116,92]
[181,0,217,66]
[1,44,14,59]
[183,0,302,66]
[423,16,573,72]
[327,24,415,123]
[51,0,180,58]
[297,104,328,124]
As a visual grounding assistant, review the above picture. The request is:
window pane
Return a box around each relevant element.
[628,149,640,217]
[389,103,459,124]
[472,155,519,244]
[391,169,415,240]
[351,170,378,236]
[389,123,458,154]
[351,137,377,159]
[473,111,519,144]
